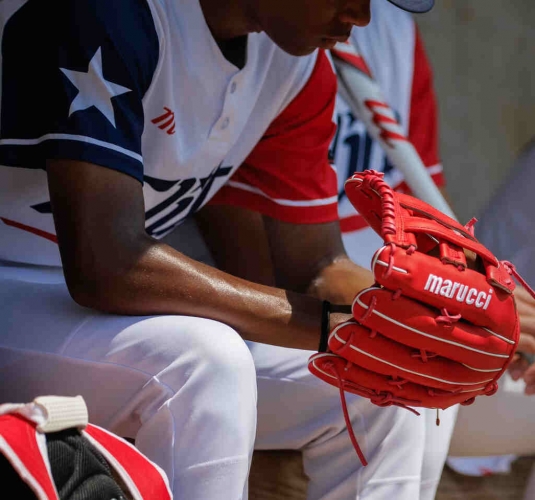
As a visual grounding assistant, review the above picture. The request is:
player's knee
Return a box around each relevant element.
[192,319,256,378]
[149,315,256,382]
[117,315,257,396]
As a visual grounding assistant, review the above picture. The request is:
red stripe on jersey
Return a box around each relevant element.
[339,214,371,233]
[1,217,58,243]
[209,50,338,224]
[408,26,444,187]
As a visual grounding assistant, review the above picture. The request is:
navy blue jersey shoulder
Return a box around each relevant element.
[0,0,159,181]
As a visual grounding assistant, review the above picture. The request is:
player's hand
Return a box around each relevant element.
[509,333,535,380]
[508,285,535,389]
[522,363,535,395]
[515,285,535,336]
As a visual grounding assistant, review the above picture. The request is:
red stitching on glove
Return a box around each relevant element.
[503,260,535,297]
[464,217,477,236]
[388,377,409,390]
[364,171,397,238]
[435,308,462,327]
[327,364,368,466]
[385,243,396,279]
[484,382,498,396]
[412,350,437,363]
[370,393,420,416]
[359,296,377,323]
[461,397,476,406]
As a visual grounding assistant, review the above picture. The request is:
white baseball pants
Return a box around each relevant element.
[0,260,455,500]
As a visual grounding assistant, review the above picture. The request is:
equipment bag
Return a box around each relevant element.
[0,395,172,500]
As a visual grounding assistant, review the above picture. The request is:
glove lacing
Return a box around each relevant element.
[503,261,535,298]
[323,359,421,467]
[335,171,535,466]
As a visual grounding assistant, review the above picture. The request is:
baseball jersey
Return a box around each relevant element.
[0,0,337,266]
[210,0,444,268]
[335,0,444,266]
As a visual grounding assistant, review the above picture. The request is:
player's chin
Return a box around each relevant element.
[269,35,320,56]
[277,42,318,56]
[278,37,341,56]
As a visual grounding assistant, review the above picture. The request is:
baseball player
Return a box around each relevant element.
[0,1,445,500]
[207,2,455,498]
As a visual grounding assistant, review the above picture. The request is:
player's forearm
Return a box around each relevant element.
[70,236,327,351]
[46,161,352,350]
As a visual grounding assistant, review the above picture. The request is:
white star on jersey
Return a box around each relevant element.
[60,47,131,128]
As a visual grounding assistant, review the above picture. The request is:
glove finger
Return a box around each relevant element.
[308,352,485,410]
[329,320,498,392]
[352,288,514,370]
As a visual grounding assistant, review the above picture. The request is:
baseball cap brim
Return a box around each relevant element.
[387,0,435,13]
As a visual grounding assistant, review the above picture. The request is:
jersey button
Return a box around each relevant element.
[221,117,230,129]
[230,81,237,94]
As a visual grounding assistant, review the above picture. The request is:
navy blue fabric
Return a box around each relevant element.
[0,0,159,182]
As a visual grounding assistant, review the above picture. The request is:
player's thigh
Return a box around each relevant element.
[419,406,459,500]
[0,263,256,428]
[250,341,425,452]
[250,342,345,447]
[250,342,432,500]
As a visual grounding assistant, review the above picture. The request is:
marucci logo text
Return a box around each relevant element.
[424,273,493,310]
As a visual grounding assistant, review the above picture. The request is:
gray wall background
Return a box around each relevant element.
[415,0,535,222]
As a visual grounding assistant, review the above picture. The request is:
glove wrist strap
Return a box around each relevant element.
[319,300,331,352]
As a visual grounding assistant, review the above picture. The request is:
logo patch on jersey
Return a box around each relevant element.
[25,163,234,242]
[424,273,493,310]
[330,108,396,202]
[60,47,131,128]
[144,162,233,237]
[151,107,176,135]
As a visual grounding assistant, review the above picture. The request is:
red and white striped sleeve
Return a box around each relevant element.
[208,50,339,224]
[407,25,444,189]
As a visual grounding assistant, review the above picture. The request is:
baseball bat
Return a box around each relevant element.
[330,42,458,221]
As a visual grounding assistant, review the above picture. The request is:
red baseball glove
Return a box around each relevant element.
[308,170,532,465]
